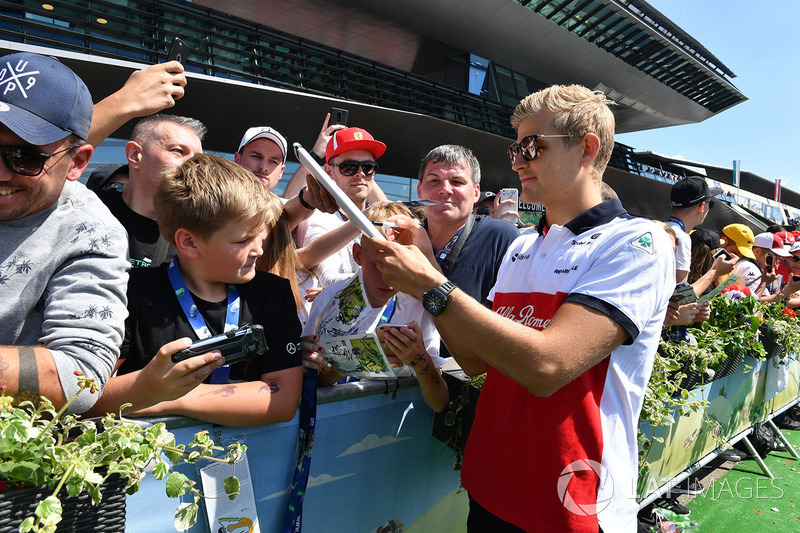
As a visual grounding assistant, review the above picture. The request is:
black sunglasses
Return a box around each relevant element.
[507,134,571,164]
[329,160,378,176]
[790,255,800,263]
[0,144,79,177]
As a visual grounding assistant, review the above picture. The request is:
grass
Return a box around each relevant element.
[685,429,800,531]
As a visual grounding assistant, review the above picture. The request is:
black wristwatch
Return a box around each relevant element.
[422,281,456,317]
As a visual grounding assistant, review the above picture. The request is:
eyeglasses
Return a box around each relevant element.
[507,134,572,164]
[476,206,492,216]
[706,199,715,209]
[329,160,378,176]
[790,255,800,263]
[0,144,79,177]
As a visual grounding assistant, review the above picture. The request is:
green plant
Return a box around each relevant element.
[701,292,765,360]
[759,302,800,356]
[442,372,485,471]
[0,373,243,533]
[638,338,710,472]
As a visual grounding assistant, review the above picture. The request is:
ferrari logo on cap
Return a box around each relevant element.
[354,132,363,140]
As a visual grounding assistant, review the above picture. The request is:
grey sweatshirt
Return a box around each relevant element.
[0,180,129,412]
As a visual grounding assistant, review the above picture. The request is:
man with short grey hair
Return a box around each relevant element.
[90,114,205,267]
[417,145,518,312]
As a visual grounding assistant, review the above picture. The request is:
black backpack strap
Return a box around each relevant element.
[440,215,476,277]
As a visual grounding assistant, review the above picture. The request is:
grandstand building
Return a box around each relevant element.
[1,0,789,223]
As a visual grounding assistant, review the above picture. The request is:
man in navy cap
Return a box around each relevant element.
[668,176,722,283]
[0,52,129,412]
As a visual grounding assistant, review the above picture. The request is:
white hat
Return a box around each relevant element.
[754,232,791,257]
[237,126,287,162]
[790,241,800,254]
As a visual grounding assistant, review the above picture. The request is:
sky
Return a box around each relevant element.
[616,0,800,191]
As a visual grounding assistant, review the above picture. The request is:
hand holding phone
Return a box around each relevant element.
[172,324,267,364]
[167,37,189,65]
[712,248,732,260]
[765,254,775,273]
[328,107,349,127]
[497,188,519,222]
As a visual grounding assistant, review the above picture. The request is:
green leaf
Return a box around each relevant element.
[65,475,83,498]
[174,502,199,531]
[152,460,169,480]
[223,476,240,500]
[19,517,34,532]
[165,471,190,498]
[35,496,63,525]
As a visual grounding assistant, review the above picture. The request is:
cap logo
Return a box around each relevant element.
[0,60,39,99]
[353,132,363,140]
[0,102,8,112]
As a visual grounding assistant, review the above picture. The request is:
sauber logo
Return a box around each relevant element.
[0,60,39,98]
[494,304,552,329]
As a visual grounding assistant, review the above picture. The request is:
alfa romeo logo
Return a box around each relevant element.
[556,459,613,516]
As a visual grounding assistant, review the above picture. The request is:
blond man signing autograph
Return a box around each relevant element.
[363,85,674,532]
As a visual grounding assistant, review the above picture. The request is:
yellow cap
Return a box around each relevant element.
[722,224,756,260]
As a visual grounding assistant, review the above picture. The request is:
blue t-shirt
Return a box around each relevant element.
[438,215,519,358]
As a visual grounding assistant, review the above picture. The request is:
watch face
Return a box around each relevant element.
[424,290,445,316]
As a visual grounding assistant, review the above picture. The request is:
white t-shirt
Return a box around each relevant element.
[303,272,444,377]
[299,210,360,288]
[666,219,691,272]
[733,259,762,290]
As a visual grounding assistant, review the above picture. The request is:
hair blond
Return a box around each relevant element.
[154,153,277,246]
[510,85,615,180]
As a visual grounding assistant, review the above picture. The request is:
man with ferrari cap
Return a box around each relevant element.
[297,127,387,288]
[0,52,129,412]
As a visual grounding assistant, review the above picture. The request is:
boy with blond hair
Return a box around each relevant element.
[87,154,302,426]
[301,203,448,412]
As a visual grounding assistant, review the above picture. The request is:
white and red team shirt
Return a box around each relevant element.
[461,200,674,533]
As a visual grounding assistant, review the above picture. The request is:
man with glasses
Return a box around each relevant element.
[297,127,385,288]
[363,85,673,532]
[668,176,722,283]
[0,52,129,412]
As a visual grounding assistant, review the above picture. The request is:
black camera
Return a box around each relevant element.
[172,324,267,364]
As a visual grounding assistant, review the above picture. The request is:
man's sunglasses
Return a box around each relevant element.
[0,144,79,177]
[329,160,378,176]
[507,134,572,164]
[789,255,800,263]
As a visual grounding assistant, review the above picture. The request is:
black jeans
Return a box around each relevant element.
[467,494,604,533]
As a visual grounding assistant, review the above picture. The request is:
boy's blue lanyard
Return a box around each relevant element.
[435,226,466,265]
[166,258,239,384]
[668,217,686,233]
[281,369,317,533]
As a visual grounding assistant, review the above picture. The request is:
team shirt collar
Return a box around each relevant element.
[563,198,626,235]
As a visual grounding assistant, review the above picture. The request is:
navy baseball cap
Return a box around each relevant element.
[0,52,93,144]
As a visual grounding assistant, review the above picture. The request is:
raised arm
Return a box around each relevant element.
[283,114,345,199]
[89,61,187,147]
